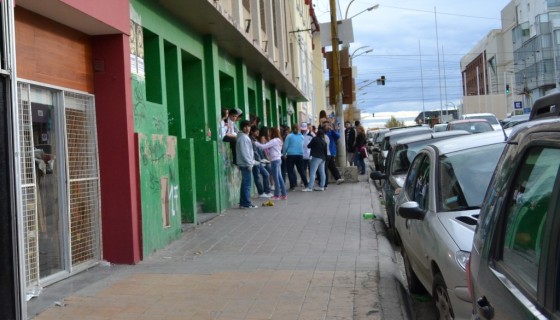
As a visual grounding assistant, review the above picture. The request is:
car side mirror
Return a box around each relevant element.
[369,171,387,180]
[398,201,426,220]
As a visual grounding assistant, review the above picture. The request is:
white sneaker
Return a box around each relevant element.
[259,193,271,198]
[265,193,274,197]
[336,178,345,185]
[302,188,313,192]
[313,187,324,191]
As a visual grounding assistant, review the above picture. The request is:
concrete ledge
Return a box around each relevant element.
[327,165,359,182]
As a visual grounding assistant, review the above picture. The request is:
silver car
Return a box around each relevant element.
[394,130,510,319]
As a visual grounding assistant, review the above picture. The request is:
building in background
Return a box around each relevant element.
[461,1,516,119]
[462,0,560,118]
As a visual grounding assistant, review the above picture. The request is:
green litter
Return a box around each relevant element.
[362,212,376,219]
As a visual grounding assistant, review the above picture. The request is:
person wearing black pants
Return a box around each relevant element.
[323,122,344,188]
[283,124,308,190]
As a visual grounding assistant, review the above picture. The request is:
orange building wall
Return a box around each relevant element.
[15,7,94,93]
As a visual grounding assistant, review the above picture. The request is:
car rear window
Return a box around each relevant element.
[465,115,499,124]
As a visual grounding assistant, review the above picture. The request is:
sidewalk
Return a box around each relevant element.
[29,165,407,320]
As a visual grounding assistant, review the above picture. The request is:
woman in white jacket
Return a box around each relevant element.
[254,127,287,200]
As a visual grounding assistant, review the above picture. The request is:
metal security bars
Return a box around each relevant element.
[63,92,100,266]
[17,83,40,298]
[17,82,100,298]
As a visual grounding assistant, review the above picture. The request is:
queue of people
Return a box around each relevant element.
[223,108,367,209]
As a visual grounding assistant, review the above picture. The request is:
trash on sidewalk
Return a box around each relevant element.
[54,301,66,307]
[362,212,376,219]
[262,200,274,207]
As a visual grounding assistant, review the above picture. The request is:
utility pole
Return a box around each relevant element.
[329,0,346,167]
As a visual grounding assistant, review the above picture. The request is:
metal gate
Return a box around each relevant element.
[17,82,100,298]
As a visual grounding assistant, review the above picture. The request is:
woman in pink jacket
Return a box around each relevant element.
[255,127,287,200]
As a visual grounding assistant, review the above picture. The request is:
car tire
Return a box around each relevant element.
[432,273,454,320]
[401,247,424,294]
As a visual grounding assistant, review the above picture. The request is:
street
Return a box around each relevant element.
[29,162,435,320]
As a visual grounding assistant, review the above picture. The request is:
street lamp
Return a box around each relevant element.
[350,47,373,60]
[330,0,379,167]
[345,2,380,20]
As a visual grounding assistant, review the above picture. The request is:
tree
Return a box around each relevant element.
[385,116,405,128]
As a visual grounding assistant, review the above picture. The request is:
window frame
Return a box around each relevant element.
[491,143,560,316]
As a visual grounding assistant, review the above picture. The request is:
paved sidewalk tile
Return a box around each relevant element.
[29,168,388,320]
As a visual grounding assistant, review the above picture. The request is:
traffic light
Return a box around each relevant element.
[381,75,386,85]
[506,84,510,94]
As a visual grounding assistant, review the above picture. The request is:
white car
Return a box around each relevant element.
[394,130,510,319]
[460,113,502,131]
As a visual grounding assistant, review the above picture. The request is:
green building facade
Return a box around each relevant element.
[129,0,302,255]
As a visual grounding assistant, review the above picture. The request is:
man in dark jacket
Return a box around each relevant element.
[345,121,356,166]
[323,122,344,187]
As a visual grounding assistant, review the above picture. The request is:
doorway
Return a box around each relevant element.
[18,82,100,297]
[32,97,65,279]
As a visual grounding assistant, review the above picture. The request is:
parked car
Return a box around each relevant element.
[461,113,502,131]
[501,113,529,129]
[370,128,390,170]
[432,123,448,132]
[467,118,560,320]
[447,119,494,134]
[370,130,470,240]
[394,130,510,319]
[377,126,433,172]
[530,91,560,120]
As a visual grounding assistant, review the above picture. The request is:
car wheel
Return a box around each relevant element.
[401,247,424,294]
[432,273,454,320]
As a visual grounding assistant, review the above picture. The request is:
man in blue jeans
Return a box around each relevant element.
[250,125,272,198]
[236,120,258,209]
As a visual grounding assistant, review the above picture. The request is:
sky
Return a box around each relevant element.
[313,0,512,127]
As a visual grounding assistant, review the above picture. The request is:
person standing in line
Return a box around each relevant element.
[345,120,356,166]
[280,125,290,183]
[283,124,309,191]
[301,122,314,181]
[302,129,328,192]
[318,110,331,127]
[254,127,287,200]
[250,126,272,198]
[236,120,258,209]
[354,125,367,175]
[259,126,274,190]
[323,122,345,187]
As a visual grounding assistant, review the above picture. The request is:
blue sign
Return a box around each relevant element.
[514,101,523,109]
[524,107,531,114]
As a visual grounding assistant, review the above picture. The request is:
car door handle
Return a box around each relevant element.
[475,296,494,319]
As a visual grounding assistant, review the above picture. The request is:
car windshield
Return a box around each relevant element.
[438,143,505,212]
